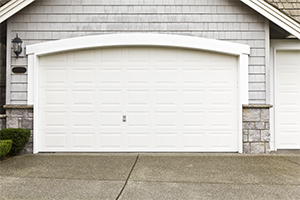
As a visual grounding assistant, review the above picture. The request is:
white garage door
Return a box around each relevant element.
[38,47,238,152]
[276,50,300,149]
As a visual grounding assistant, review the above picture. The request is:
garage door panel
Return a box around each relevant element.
[154,90,177,105]
[209,68,236,86]
[127,69,151,85]
[277,111,300,129]
[44,132,67,149]
[72,90,95,105]
[72,69,95,85]
[182,112,205,127]
[182,90,205,106]
[100,48,122,62]
[277,91,300,107]
[277,71,299,88]
[127,133,151,149]
[182,69,205,85]
[99,112,123,127]
[277,131,300,146]
[154,112,178,127]
[155,69,177,85]
[43,90,68,106]
[99,90,123,105]
[99,69,123,85]
[277,51,300,65]
[73,50,95,62]
[39,47,238,152]
[72,111,95,127]
[127,90,150,105]
[155,49,177,62]
[127,112,150,127]
[208,111,236,128]
[210,131,235,149]
[44,112,68,128]
[208,89,237,108]
[154,132,178,149]
[42,68,68,86]
[182,50,207,62]
[39,53,67,64]
[99,132,123,149]
[182,132,205,149]
[128,48,151,62]
[72,133,95,149]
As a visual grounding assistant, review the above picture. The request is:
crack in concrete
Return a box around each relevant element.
[115,154,139,200]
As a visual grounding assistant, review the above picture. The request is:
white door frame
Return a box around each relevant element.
[26,34,250,153]
[270,39,300,150]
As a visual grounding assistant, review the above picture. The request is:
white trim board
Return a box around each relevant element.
[270,39,300,151]
[241,0,300,39]
[0,0,35,23]
[26,34,250,153]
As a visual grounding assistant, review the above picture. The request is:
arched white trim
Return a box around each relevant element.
[26,34,249,154]
[26,33,250,56]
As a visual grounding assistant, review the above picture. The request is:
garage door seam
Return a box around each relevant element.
[115,154,139,200]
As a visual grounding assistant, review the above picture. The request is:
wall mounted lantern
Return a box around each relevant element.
[12,34,23,59]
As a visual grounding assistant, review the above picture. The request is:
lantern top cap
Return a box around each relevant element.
[12,34,22,43]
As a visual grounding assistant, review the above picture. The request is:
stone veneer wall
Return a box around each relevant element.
[0,114,6,129]
[4,105,33,154]
[243,105,272,154]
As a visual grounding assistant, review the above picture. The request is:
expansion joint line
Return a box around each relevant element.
[115,154,139,200]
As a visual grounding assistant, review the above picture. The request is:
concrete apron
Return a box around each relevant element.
[0,152,300,199]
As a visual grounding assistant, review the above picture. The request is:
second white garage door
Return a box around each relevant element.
[276,50,300,149]
[38,47,238,152]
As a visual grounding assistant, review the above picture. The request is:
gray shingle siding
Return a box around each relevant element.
[8,0,267,104]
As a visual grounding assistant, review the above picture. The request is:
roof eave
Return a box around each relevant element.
[241,0,300,39]
[0,0,35,23]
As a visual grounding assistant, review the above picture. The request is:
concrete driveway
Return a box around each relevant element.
[0,152,300,199]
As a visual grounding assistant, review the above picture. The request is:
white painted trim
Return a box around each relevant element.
[269,47,275,151]
[241,0,300,39]
[238,53,249,153]
[271,39,300,151]
[26,33,250,56]
[5,19,12,105]
[32,54,38,153]
[26,34,250,153]
[27,54,34,104]
[0,0,35,23]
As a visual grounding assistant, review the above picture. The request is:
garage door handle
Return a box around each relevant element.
[123,115,126,122]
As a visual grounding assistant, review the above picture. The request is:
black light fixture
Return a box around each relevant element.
[12,33,23,59]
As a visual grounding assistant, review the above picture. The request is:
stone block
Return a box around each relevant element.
[7,109,28,118]
[243,143,250,154]
[261,130,270,141]
[249,130,260,142]
[261,108,269,121]
[243,134,248,142]
[28,111,33,118]
[242,108,260,122]
[250,143,265,154]
[265,122,270,130]
[255,122,265,130]
[22,118,33,130]
[265,143,271,153]
[243,122,255,130]
[6,117,18,128]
